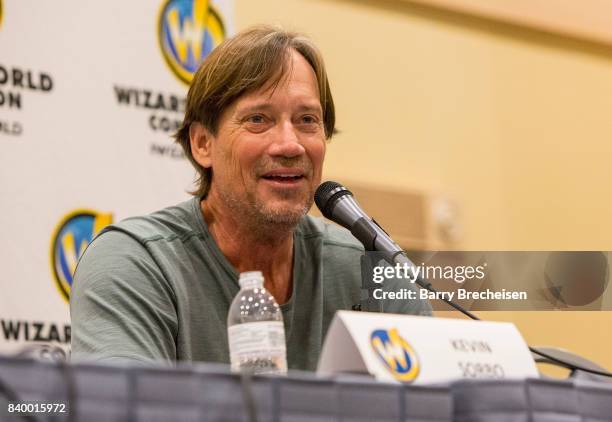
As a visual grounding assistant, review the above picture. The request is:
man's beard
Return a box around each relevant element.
[213,155,316,235]
[218,181,313,234]
[253,190,313,227]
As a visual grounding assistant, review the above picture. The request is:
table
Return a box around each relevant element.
[1,356,611,421]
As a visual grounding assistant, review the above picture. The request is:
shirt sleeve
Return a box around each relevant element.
[368,257,434,316]
[379,272,434,316]
[70,230,178,365]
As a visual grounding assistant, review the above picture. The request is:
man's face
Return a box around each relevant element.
[203,50,326,227]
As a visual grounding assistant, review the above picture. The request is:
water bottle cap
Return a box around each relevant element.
[238,271,264,289]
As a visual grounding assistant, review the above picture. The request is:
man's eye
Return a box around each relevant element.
[300,115,318,124]
[247,115,265,124]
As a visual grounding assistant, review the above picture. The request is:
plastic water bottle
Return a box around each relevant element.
[227,271,287,375]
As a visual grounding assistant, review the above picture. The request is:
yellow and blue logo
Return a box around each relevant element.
[158,0,226,85]
[50,210,112,302]
[370,328,420,382]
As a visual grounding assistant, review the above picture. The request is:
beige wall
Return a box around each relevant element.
[235,0,612,372]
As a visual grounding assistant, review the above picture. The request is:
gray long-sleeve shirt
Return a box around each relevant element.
[70,197,431,370]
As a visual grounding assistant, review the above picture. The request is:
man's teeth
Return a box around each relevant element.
[264,175,302,179]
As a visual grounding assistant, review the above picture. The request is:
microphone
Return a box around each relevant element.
[314,181,476,314]
[314,181,612,380]
[314,181,417,272]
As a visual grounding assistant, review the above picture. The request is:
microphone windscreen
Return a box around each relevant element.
[314,181,352,219]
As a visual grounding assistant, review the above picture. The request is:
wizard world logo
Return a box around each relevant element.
[158,0,226,85]
[51,210,112,302]
[371,328,420,382]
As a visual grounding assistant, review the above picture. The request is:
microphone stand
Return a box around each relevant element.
[355,254,383,313]
[315,180,612,380]
[355,221,612,380]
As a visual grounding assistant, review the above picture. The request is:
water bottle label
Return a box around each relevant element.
[228,321,286,359]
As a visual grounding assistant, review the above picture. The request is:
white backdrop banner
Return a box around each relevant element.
[0,0,234,354]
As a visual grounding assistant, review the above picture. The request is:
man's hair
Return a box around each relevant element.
[175,25,336,198]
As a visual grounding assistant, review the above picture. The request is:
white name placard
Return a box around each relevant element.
[317,311,538,384]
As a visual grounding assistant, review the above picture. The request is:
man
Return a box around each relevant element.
[70,26,431,370]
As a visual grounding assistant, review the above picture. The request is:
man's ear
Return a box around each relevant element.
[189,122,214,168]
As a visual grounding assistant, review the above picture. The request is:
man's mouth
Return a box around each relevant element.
[261,169,306,184]
[262,175,304,182]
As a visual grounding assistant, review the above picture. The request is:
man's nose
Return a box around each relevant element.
[268,121,306,158]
